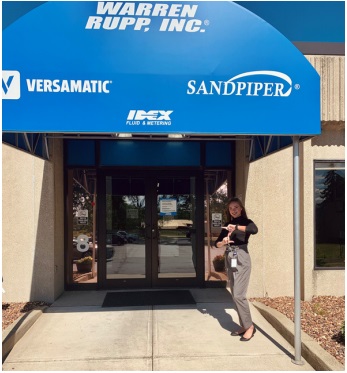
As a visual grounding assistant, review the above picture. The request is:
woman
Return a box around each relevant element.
[215,197,258,341]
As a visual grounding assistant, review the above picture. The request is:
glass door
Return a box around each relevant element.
[101,171,201,288]
[154,176,197,286]
[104,176,150,286]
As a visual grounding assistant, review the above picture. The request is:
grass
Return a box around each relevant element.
[312,303,326,316]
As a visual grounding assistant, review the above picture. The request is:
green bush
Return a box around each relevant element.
[76,256,92,264]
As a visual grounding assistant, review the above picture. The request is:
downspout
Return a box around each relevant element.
[291,136,304,365]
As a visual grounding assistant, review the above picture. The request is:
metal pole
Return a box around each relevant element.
[205,179,212,278]
[291,136,304,365]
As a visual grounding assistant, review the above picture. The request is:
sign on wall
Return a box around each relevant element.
[76,209,89,225]
[212,213,222,228]
[127,209,139,219]
[3,1,320,135]
[159,198,177,216]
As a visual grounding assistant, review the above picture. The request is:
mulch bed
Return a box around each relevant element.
[250,296,345,366]
[2,301,51,330]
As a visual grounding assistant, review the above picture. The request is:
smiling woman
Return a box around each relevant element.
[215,197,258,341]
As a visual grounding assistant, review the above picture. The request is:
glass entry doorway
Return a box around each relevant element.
[99,171,202,288]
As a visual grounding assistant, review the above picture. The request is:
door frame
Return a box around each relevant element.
[97,169,205,289]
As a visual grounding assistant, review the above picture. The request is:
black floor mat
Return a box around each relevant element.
[102,290,196,307]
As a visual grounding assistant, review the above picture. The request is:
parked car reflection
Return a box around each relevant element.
[106,233,128,245]
[117,231,139,243]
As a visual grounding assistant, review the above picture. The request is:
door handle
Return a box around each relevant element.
[145,226,157,239]
[151,229,157,239]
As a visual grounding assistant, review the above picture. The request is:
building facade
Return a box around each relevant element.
[2,1,345,303]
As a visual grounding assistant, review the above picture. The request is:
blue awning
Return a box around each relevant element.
[3,1,320,135]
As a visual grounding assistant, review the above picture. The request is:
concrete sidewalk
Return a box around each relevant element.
[3,288,315,371]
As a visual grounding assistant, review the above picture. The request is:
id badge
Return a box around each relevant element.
[231,258,237,268]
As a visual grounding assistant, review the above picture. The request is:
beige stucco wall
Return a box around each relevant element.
[236,127,345,300]
[2,138,64,303]
[302,124,345,299]
[235,55,345,300]
[306,55,345,122]
[52,139,65,300]
[235,141,296,298]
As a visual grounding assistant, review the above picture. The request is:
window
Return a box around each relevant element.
[71,169,98,284]
[314,161,345,269]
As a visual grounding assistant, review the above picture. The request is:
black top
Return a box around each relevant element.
[215,216,258,247]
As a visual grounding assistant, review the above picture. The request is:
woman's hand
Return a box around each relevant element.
[227,224,236,233]
[222,236,234,246]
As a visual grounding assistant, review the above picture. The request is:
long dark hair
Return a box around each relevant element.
[226,197,248,221]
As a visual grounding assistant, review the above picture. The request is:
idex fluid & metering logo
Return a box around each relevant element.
[126,110,173,126]
[2,71,21,99]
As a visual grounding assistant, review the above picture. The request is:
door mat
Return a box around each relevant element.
[102,290,196,307]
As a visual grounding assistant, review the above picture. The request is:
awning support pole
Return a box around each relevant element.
[291,136,304,366]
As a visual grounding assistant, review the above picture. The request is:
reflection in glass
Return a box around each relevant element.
[315,162,345,268]
[157,177,197,278]
[106,177,146,279]
[72,169,97,284]
[104,175,198,281]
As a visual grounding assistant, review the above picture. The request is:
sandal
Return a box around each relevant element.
[230,330,245,336]
[240,327,256,341]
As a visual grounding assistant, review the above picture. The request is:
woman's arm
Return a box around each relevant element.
[245,221,258,234]
[226,220,258,235]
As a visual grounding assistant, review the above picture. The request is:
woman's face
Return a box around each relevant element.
[228,202,242,218]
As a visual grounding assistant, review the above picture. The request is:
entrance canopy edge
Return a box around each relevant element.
[3,1,320,136]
